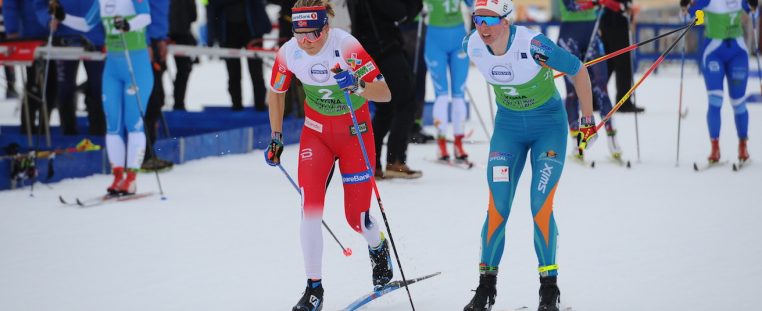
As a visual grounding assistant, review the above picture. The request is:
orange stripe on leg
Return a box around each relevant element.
[486,191,505,244]
[533,184,558,246]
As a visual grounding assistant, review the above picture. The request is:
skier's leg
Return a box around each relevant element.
[703,40,726,141]
[528,113,568,278]
[449,37,469,137]
[122,50,153,171]
[727,39,749,141]
[335,106,392,287]
[337,105,379,242]
[425,26,450,136]
[297,117,336,280]
[480,127,528,271]
[102,59,126,170]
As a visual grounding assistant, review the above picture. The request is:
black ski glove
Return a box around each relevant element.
[48,0,66,21]
[265,132,284,166]
[749,0,758,10]
[114,16,131,32]
[680,0,692,8]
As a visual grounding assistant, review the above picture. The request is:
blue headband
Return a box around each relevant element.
[292,6,328,30]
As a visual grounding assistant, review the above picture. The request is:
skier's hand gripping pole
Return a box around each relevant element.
[265,154,353,257]
[265,132,284,166]
[577,115,598,152]
[593,10,704,132]
[332,67,417,310]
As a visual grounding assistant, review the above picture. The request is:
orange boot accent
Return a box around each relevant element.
[118,169,137,195]
[708,139,720,163]
[107,167,124,194]
[454,134,469,160]
[437,136,450,161]
[739,139,749,161]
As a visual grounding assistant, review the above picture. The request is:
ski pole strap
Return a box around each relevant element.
[479,264,498,275]
[538,264,559,274]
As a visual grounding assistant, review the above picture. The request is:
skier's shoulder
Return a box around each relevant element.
[462,28,479,53]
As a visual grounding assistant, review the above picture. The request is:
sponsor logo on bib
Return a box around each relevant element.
[490,65,513,82]
[309,63,330,82]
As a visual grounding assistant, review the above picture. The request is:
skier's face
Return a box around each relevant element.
[296,26,329,55]
[474,9,509,46]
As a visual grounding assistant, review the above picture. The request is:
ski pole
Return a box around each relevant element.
[19,67,34,146]
[412,10,425,77]
[40,29,54,147]
[626,14,642,163]
[554,22,694,79]
[750,10,762,97]
[464,86,492,139]
[119,32,166,199]
[582,8,605,63]
[676,14,689,167]
[338,90,416,310]
[273,160,353,257]
[595,10,704,132]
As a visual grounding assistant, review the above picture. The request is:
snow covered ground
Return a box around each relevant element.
[0,56,760,311]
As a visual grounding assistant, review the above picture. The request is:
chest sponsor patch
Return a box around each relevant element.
[309,63,330,83]
[490,65,513,82]
[492,165,510,182]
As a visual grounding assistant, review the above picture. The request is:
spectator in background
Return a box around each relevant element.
[169,0,198,111]
[4,0,57,135]
[599,0,645,113]
[207,0,272,111]
[347,0,424,179]
[269,0,305,118]
[34,0,106,136]
[400,13,434,145]
[143,0,174,172]
[0,0,19,99]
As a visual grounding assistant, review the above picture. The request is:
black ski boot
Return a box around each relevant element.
[538,276,560,311]
[293,279,324,311]
[464,274,497,311]
[369,236,393,288]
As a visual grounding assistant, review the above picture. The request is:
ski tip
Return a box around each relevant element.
[58,195,66,204]
[732,163,738,171]
[626,160,632,168]
[693,162,699,171]
[590,161,596,168]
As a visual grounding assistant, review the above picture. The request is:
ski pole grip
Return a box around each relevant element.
[695,10,704,25]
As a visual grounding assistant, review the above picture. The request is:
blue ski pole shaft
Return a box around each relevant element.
[340,91,416,310]
[582,8,605,63]
[276,162,352,256]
